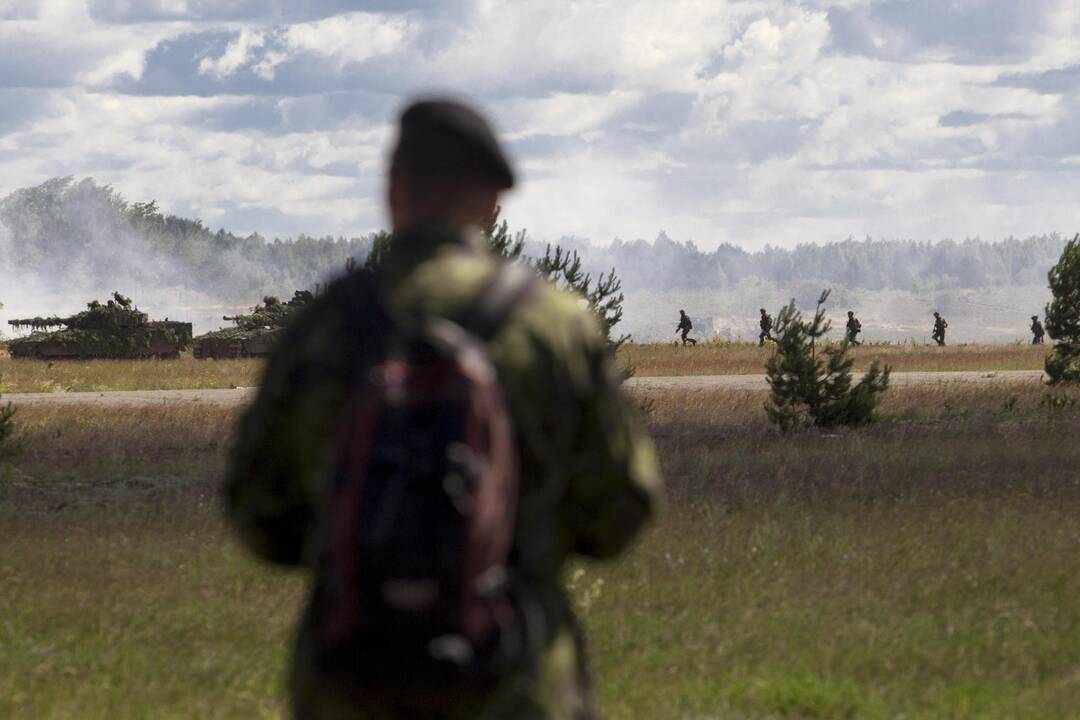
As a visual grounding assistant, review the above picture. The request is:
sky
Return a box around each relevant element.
[1,0,1079,250]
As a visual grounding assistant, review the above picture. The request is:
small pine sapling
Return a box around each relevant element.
[484,206,527,260]
[765,289,891,431]
[531,243,628,349]
[1045,234,1080,385]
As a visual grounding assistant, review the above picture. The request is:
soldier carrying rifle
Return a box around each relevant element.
[1031,315,1046,345]
[932,311,948,346]
[676,309,697,346]
[759,308,774,347]
[845,310,862,346]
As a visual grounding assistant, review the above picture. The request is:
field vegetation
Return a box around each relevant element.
[0,342,1052,393]
[0,354,262,393]
[623,340,1051,377]
[4,380,1080,717]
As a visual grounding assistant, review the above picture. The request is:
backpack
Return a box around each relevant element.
[310,262,539,708]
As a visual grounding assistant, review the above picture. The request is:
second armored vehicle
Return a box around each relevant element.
[192,291,314,359]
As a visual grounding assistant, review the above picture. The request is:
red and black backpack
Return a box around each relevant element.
[310,262,539,705]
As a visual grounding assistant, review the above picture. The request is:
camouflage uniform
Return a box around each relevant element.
[845,312,862,346]
[676,310,696,346]
[225,225,661,719]
[759,310,773,347]
[932,313,948,346]
[1031,316,1046,345]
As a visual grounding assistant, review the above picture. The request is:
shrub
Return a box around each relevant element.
[1045,234,1080,385]
[765,289,891,431]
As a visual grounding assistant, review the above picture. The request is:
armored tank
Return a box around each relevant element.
[7,292,193,360]
[192,290,314,359]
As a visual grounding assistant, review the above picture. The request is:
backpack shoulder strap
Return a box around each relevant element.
[456,262,540,341]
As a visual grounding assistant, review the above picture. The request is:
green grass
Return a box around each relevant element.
[3,382,1080,717]
[585,500,1080,718]
[1,508,303,719]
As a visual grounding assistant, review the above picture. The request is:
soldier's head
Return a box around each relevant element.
[760,308,767,315]
[680,309,686,315]
[934,311,940,318]
[847,310,854,317]
[1033,315,1039,321]
[388,97,514,233]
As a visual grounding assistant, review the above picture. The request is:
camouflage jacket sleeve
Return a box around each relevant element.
[559,336,662,560]
[224,285,362,566]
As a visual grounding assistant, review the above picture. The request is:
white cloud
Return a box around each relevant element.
[1,0,1079,249]
[280,11,415,67]
[193,12,417,82]
[198,27,264,78]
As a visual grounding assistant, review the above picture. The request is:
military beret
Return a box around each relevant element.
[396,98,515,190]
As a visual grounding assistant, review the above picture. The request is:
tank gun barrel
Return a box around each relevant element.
[8,316,69,330]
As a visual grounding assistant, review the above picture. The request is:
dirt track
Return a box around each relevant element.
[3,370,1046,407]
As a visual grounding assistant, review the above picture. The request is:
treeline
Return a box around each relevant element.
[562,232,1067,293]
[0,177,379,302]
[0,178,1064,308]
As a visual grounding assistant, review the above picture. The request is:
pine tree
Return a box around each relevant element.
[490,207,627,347]
[484,207,527,260]
[531,241,627,347]
[765,289,890,431]
[1045,234,1080,385]
[361,230,394,271]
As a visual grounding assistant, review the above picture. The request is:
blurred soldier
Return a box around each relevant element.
[1031,315,1046,345]
[759,308,774,346]
[225,97,660,720]
[932,311,948,346]
[676,309,696,346]
[845,310,862,346]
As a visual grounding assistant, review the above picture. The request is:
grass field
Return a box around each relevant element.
[3,381,1080,717]
[0,341,1053,393]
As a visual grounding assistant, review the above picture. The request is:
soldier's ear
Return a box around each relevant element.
[479,192,498,226]
[387,175,404,230]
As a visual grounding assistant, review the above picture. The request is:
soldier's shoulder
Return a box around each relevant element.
[293,271,367,326]
[517,277,605,350]
[276,270,384,359]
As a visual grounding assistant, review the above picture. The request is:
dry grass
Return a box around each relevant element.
[622,340,1052,376]
[4,382,1080,717]
[645,382,1080,507]
[0,342,1054,394]
[0,354,261,393]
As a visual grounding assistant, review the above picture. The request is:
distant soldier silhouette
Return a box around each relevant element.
[1031,315,1046,345]
[676,309,696,346]
[845,311,862,346]
[932,312,948,346]
[759,308,774,346]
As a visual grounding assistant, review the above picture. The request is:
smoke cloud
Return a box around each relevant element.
[0,177,1065,345]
